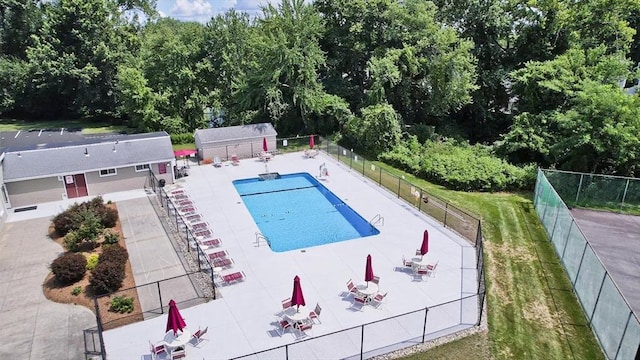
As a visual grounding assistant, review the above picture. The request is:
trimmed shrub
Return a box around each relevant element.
[102,229,120,245]
[53,204,84,236]
[110,296,134,313]
[89,261,125,294]
[86,253,100,271]
[76,212,103,243]
[72,286,83,296]
[63,231,81,252]
[95,206,118,228]
[50,253,87,284]
[99,244,128,265]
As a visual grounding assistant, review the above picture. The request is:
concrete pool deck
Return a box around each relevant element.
[103,151,480,359]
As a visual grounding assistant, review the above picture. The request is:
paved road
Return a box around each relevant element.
[0,218,96,359]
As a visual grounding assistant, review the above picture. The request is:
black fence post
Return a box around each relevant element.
[93,297,107,358]
[422,307,429,343]
[397,178,401,198]
[158,281,163,313]
[362,157,365,176]
[360,324,365,360]
[378,167,382,185]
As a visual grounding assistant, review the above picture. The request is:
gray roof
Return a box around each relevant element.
[194,123,277,144]
[3,132,174,182]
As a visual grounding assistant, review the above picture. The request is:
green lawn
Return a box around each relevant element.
[358,161,604,360]
[172,143,196,151]
[0,118,132,134]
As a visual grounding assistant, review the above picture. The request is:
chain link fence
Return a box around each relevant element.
[534,169,640,359]
[544,169,640,212]
[91,139,487,359]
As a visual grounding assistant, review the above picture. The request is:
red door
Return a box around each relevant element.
[64,174,88,199]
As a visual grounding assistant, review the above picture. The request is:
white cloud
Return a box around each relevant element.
[170,0,215,20]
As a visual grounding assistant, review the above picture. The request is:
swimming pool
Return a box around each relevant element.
[233,172,380,252]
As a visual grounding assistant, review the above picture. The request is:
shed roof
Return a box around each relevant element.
[194,123,277,144]
[3,132,174,182]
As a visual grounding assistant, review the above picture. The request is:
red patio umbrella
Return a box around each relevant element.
[173,149,197,157]
[420,229,429,258]
[365,254,374,286]
[263,137,268,152]
[166,299,187,335]
[309,135,315,149]
[291,275,306,311]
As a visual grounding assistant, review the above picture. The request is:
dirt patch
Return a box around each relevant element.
[523,299,558,329]
[43,203,143,329]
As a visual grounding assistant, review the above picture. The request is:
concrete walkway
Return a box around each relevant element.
[0,218,96,359]
[117,196,197,316]
[0,189,195,358]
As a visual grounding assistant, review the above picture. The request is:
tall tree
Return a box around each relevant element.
[434,0,571,142]
[135,18,210,131]
[499,47,635,172]
[237,0,331,134]
[315,0,477,129]
[202,10,256,125]
[17,0,145,119]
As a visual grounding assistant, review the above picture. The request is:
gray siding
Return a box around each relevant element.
[6,177,64,207]
[86,167,147,194]
[200,137,277,161]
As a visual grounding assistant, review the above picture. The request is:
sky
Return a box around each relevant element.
[155,0,281,22]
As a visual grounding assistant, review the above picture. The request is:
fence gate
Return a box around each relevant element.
[84,328,104,360]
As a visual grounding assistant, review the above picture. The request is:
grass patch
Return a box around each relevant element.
[401,332,492,360]
[172,143,196,151]
[0,118,132,134]
[325,154,603,359]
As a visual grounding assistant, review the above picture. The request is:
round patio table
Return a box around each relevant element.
[284,305,309,324]
[163,329,192,348]
[356,283,379,300]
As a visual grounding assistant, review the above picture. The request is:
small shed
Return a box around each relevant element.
[194,123,278,161]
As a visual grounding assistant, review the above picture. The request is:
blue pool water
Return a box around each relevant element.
[233,172,379,252]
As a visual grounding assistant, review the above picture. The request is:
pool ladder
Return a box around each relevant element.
[255,232,271,248]
[370,214,384,227]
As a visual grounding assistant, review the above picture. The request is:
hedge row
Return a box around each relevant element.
[379,138,536,192]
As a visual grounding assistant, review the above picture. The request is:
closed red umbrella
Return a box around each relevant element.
[263,137,268,152]
[309,135,315,149]
[166,299,187,335]
[291,275,306,311]
[365,254,374,285]
[420,230,429,258]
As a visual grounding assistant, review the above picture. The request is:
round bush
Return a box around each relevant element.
[99,244,128,265]
[63,231,81,252]
[102,229,120,245]
[86,253,100,271]
[89,261,125,294]
[96,206,118,228]
[52,204,84,235]
[50,253,87,284]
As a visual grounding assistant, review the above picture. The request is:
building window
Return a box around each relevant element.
[135,164,150,172]
[99,168,117,177]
